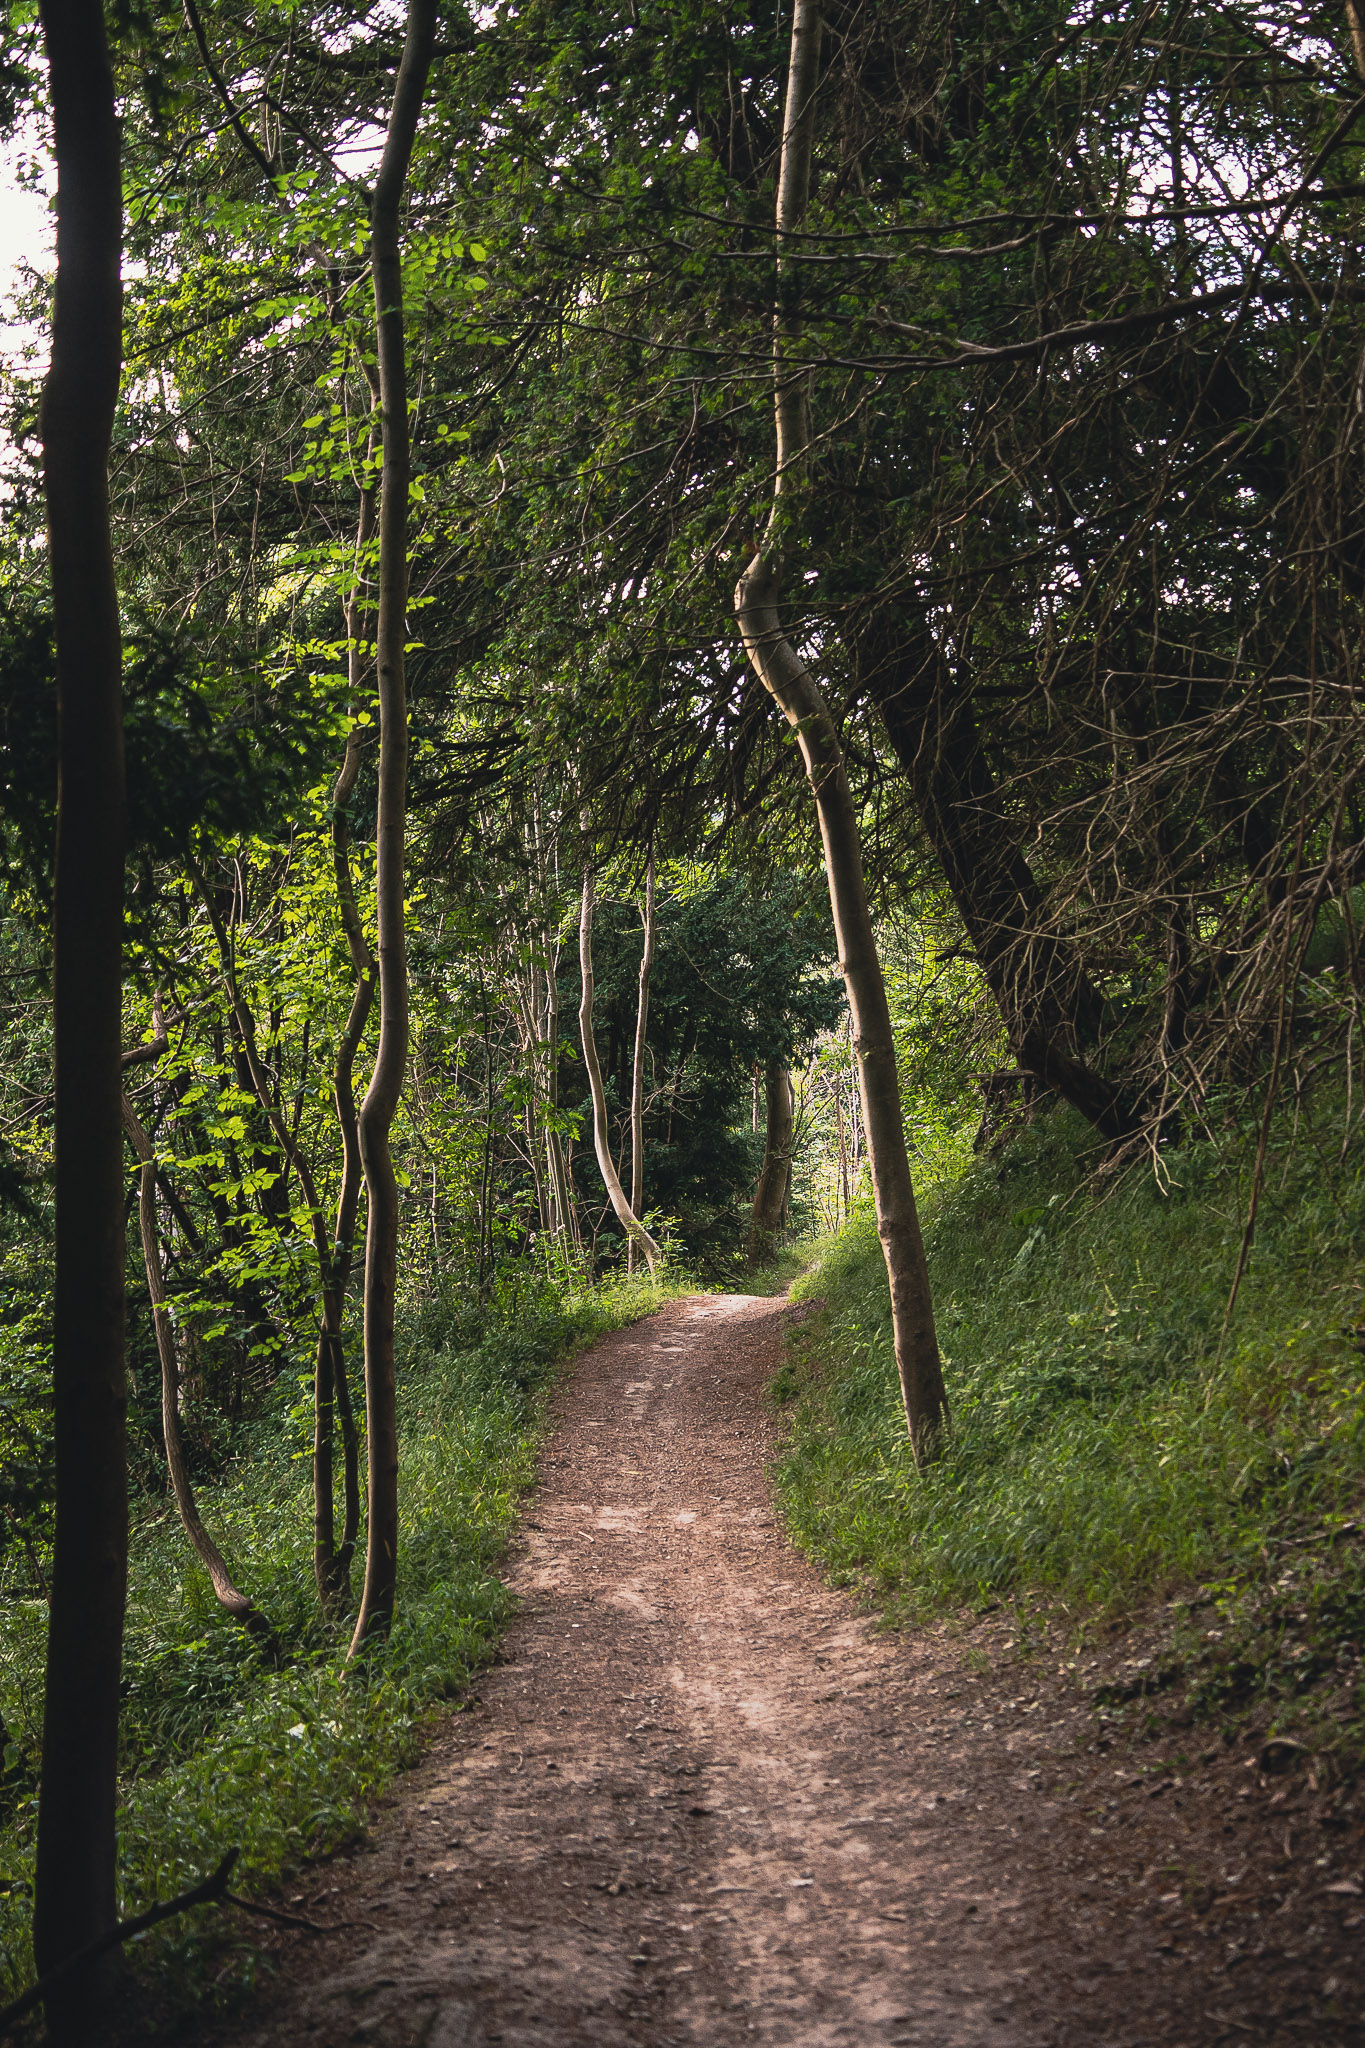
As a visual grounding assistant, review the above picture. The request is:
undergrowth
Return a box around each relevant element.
[744,1241,820,1298]
[774,1100,1365,1761]
[0,1266,690,2021]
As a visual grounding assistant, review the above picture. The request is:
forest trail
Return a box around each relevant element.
[208,1296,1293,2048]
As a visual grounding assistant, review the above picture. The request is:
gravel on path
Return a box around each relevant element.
[203,1292,1364,2048]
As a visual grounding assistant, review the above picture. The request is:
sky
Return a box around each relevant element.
[0,140,52,377]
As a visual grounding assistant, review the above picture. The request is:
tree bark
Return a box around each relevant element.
[733,0,946,1455]
[858,630,1136,1142]
[350,0,438,1656]
[627,853,655,1274]
[532,801,577,1253]
[543,940,576,1248]
[1348,0,1365,84]
[579,867,662,1273]
[32,3,129,2035]
[313,476,377,1612]
[748,1060,793,1265]
[121,1095,274,1643]
[835,1070,850,1223]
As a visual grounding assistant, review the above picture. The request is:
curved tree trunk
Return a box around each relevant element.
[733,0,945,1456]
[748,1059,793,1266]
[313,478,377,1612]
[32,5,129,2037]
[350,0,438,1656]
[579,867,662,1274]
[627,853,656,1274]
[122,1096,274,1644]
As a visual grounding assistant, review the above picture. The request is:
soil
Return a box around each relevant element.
[195,1292,1365,2047]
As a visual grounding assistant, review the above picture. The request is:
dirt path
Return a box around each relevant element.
[211,1294,1364,2048]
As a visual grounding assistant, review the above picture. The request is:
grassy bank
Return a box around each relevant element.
[0,1268,690,2020]
[774,1104,1365,1759]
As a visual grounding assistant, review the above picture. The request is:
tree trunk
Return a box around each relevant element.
[1348,0,1365,83]
[32,3,129,2035]
[748,1060,793,1265]
[350,0,438,1656]
[733,0,945,1456]
[533,801,577,1253]
[121,1096,274,1644]
[314,477,377,1612]
[859,630,1135,1143]
[627,853,655,1274]
[190,860,364,1609]
[579,866,662,1273]
[543,941,576,1249]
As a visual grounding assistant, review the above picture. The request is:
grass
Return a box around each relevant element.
[773,1100,1365,1759]
[742,1240,821,1298]
[0,1264,695,2024]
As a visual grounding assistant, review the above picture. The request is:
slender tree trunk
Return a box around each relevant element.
[733,0,945,1455]
[508,960,550,1239]
[314,477,378,1611]
[749,1059,794,1265]
[350,0,437,1655]
[579,867,662,1273]
[543,940,575,1246]
[122,1096,273,1642]
[477,984,494,1291]
[627,853,655,1274]
[526,1094,550,1236]
[194,854,366,1612]
[536,802,577,1251]
[32,4,128,2035]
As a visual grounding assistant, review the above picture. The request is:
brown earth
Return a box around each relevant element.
[195,1292,1365,2048]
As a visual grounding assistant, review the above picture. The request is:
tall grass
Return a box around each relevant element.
[776,1103,1365,1628]
[0,1267,689,2018]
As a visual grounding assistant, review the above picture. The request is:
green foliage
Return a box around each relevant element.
[0,594,338,906]
[776,1102,1365,1654]
[574,866,843,1270]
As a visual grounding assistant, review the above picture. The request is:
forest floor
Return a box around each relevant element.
[179,1293,1364,2048]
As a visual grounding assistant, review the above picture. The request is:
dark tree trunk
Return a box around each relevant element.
[350,0,438,1656]
[32,3,129,2038]
[314,478,377,1612]
[748,1060,793,1266]
[857,629,1136,1143]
